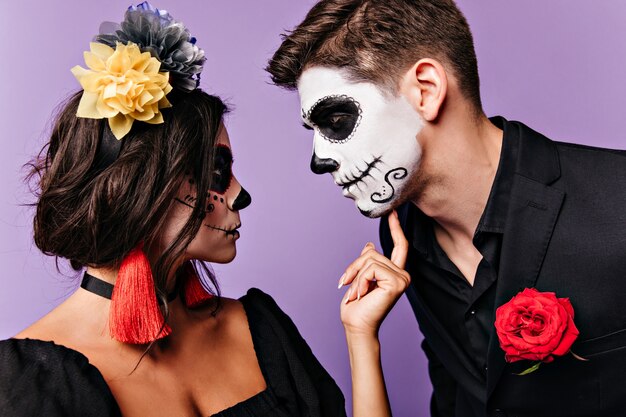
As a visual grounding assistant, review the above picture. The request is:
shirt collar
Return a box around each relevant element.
[477,116,519,234]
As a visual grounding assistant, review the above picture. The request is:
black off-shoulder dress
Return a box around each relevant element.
[0,288,346,417]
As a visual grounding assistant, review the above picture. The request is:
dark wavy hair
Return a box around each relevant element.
[267,0,482,114]
[28,88,228,305]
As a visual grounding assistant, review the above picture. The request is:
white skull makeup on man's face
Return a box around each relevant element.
[298,67,424,218]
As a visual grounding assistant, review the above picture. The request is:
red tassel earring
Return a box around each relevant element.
[109,243,171,344]
[182,261,213,308]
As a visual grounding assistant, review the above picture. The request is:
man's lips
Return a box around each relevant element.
[336,156,382,189]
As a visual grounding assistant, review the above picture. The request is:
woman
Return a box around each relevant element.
[0,3,345,416]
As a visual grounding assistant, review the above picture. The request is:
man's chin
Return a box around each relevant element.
[355,201,392,219]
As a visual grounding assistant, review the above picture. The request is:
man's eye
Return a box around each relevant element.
[329,115,344,126]
[326,113,352,131]
[308,95,361,142]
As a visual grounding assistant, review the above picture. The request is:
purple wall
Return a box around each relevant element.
[1,1,624,415]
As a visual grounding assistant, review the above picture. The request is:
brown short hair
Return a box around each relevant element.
[28,89,227,298]
[267,0,482,111]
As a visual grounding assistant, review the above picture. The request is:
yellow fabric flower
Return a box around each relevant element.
[71,42,173,139]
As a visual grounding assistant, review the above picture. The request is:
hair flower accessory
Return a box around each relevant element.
[95,1,206,92]
[71,41,173,139]
[72,2,205,139]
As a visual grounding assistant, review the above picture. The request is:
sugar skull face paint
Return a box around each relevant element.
[161,124,251,264]
[210,144,234,194]
[298,67,424,218]
[305,95,362,143]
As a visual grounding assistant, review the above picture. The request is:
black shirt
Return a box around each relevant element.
[0,289,346,417]
[407,116,519,379]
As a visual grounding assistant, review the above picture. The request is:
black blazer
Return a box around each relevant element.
[380,119,626,417]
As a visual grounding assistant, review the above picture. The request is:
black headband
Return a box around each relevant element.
[93,123,123,172]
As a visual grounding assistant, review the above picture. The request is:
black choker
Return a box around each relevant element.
[80,272,178,303]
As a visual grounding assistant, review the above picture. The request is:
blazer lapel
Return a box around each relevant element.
[486,121,565,398]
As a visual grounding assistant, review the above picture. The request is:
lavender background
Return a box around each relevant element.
[1,1,625,415]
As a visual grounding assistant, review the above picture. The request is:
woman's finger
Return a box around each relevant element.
[388,210,409,269]
[340,243,406,288]
[338,242,376,288]
[361,242,375,255]
[344,260,410,304]
[344,262,379,304]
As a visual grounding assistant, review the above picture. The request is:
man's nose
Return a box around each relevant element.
[310,153,339,175]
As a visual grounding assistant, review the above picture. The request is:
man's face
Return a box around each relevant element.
[298,67,424,218]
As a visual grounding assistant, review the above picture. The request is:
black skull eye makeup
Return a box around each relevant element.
[174,145,232,213]
[211,145,233,194]
[306,95,362,143]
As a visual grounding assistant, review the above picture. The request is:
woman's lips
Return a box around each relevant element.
[205,223,241,238]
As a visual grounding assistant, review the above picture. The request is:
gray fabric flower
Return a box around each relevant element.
[95,2,205,92]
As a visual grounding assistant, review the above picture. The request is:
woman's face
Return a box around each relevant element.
[161,123,251,264]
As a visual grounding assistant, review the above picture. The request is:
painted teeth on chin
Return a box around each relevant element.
[339,156,382,188]
[352,165,361,181]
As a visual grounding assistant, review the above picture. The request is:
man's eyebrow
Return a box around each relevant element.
[301,94,351,126]
[307,95,357,119]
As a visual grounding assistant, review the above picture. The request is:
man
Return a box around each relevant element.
[266,1,626,416]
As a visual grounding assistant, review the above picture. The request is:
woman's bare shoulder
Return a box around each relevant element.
[13,303,68,342]
[210,297,248,330]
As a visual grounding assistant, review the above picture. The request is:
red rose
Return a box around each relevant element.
[495,288,579,363]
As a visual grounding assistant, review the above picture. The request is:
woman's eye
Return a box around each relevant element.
[212,171,224,185]
[208,145,233,194]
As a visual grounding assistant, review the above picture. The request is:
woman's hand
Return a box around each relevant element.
[339,209,410,337]
[340,209,410,417]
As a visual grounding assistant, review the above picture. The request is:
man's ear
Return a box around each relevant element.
[400,58,448,122]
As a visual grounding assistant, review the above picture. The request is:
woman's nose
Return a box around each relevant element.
[232,187,251,211]
[227,176,251,211]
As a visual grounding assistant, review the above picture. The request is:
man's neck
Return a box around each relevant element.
[411,114,503,244]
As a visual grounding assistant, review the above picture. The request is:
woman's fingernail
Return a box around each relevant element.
[338,273,346,289]
[357,288,361,301]
[344,288,352,304]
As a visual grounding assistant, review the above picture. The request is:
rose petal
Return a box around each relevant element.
[552,311,580,356]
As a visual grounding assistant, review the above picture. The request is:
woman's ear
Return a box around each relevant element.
[399,58,448,122]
